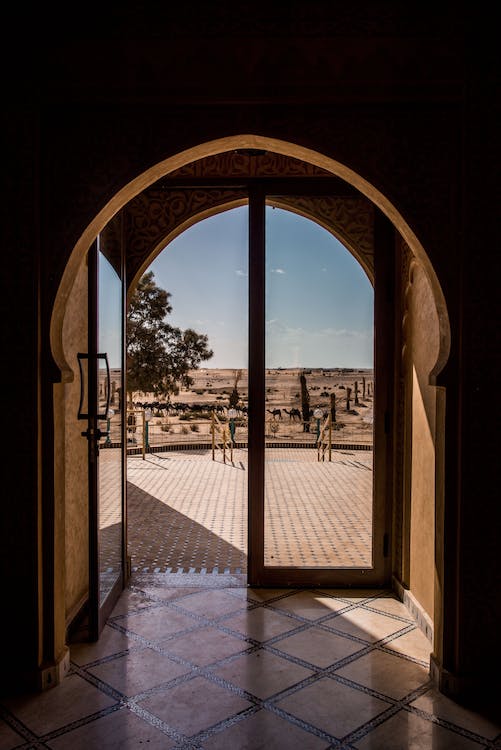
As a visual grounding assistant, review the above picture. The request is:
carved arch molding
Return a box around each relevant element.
[101,152,377,287]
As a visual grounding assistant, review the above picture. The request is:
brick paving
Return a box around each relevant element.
[123,447,373,575]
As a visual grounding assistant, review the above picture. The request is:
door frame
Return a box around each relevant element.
[153,176,393,588]
[87,235,128,639]
[246,185,392,587]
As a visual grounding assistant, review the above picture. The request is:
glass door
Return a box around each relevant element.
[86,230,126,638]
[248,190,387,587]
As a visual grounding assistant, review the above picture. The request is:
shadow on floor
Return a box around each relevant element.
[127,481,247,574]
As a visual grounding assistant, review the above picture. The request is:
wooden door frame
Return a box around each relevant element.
[245,186,393,587]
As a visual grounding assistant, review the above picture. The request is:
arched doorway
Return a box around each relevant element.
[126,204,375,582]
[52,137,449,654]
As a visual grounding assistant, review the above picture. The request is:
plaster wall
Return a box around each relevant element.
[409,263,439,621]
[62,258,89,624]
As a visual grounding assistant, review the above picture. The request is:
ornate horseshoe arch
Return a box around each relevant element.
[51,137,449,380]
[51,136,450,663]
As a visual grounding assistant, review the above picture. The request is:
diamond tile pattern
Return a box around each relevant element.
[1,581,499,749]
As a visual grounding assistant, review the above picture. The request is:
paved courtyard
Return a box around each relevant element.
[125,447,373,575]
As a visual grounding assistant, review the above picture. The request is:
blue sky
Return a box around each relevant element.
[99,251,123,369]
[146,205,374,369]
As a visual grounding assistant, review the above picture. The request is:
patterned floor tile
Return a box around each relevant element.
[70,624,137,666]
[410,687,501,739]
[276,675,391,738]
[87,647,191,697]
[222,607,301,642]
[268,590,350,620]
[334,649,430,700]
[136,675,252,737]
[46,707,176,749]
[173,589,246,619]
[352,708,485,749]
[162,625,249,667]
[0,718,27,750]
[2,674,117,736]
[202,708,329,749]
[210,649,314,699]
[274,626,366,668]
[327,607,411,643]
[1,581,497,750]
[383,627,432,663]
[119,606,198,642]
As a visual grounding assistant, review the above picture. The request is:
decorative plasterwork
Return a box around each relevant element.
[393,236,416,581]
[125,189,247,284]
[122,151,375,285]
[166,151,333,178]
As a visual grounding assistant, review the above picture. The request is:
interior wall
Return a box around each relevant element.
[408,261,440,623]
[61,258,89,626]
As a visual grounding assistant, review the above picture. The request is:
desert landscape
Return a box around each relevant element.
[117,367,374,449]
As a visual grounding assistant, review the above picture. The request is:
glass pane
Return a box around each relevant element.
[264,205,374,568]
[98,248,123,604]
[127,206,248,577]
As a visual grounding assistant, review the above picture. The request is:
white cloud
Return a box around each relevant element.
[266,319,304,337]
[235,269,247,276]
[315,327,371,339]
[271,268,286,274]
[266,320,369,340]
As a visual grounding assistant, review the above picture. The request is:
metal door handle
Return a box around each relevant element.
[77,352,111,420]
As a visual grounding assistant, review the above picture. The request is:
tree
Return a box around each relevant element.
[229,369,242,409]
[126,271,213,405]
[299,371,310,432]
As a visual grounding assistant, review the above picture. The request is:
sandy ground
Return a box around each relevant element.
[103,368,374,446]
[138,368,373,444]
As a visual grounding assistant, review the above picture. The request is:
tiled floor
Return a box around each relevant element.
[1,579,500,749]
[126,447,373,573]
[3,447,497,748]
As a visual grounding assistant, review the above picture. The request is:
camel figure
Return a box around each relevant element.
[267,408,282,420]
[283,408,301,421]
